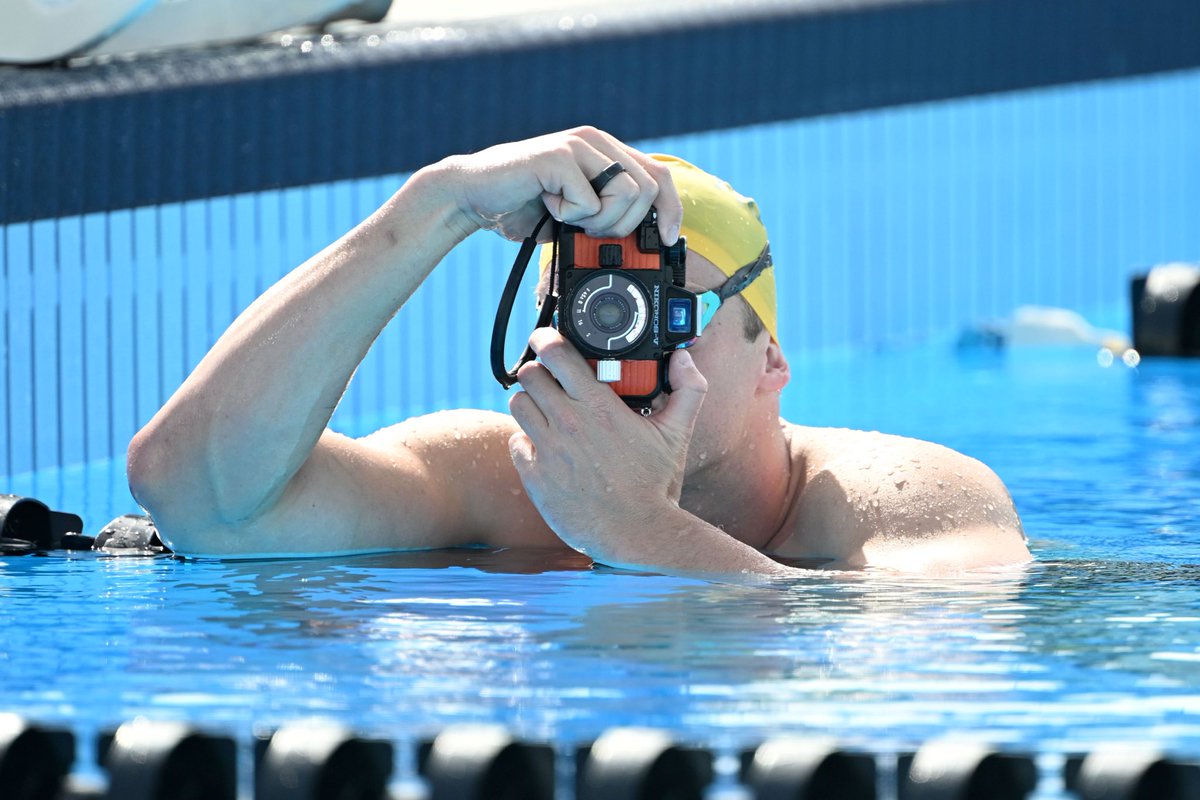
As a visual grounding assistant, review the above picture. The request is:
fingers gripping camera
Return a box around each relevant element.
[555,211,700,408]
[490,197,703,411]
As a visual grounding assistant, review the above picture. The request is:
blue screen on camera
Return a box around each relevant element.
[668,298,692,332]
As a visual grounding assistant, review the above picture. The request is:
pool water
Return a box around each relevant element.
[1,342,1198,797]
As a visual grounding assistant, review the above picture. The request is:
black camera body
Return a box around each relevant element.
[554,210,699,408]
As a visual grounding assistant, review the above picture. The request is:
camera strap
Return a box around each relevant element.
[490,210,559,389]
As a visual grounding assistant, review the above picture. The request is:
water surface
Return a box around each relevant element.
[2,344,1197,796]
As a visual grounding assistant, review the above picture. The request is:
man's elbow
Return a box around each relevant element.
[126,419,218,542]
[127,421,170,516]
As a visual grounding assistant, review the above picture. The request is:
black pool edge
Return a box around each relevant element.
[2,0,1199,226]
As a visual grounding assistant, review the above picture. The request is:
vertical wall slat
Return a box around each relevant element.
[32,218,60,470]
[82,214,110,465]
[182,199,209,378]
[57,217,86,467]
[208,196,235,348]
[232,193,260,316]
[6,224,34,475]
[1,225,10,477]
[107,210,136,464]
[132,206,161,432]
[159,204,186,404]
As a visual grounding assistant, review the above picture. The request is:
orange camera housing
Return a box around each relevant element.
[553,212,695,408]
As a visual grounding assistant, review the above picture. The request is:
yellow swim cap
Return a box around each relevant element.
[539,154,778,342]
[651,154,777,342]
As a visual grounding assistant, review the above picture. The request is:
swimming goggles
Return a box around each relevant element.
[683,242,774,346]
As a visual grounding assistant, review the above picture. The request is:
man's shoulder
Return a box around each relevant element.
[787,423,993,475]
[773,423,1028,570]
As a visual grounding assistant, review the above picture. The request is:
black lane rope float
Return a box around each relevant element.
[4,715,1199,800]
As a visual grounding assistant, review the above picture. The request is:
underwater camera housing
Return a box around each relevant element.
[554,211,698,408]
[491,162,703,411]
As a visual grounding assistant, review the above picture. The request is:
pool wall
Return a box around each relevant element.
[2,0,1199,482]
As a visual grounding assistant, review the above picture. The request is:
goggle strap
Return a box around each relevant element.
[717,243,772,302]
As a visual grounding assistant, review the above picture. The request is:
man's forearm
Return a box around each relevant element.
[129,162,475,526]
[585,505,796,582]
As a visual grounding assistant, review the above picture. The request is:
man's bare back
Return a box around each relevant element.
[126,127,1030,579]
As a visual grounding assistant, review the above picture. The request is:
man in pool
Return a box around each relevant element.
[127,127,1031,578]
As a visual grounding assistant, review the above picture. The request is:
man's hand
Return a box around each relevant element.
[507,327,709,566]
[441,126,683,245]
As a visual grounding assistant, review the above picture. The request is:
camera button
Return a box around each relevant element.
[596,360,622,383]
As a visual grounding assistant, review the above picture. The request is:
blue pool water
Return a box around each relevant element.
[2,341,1197,797]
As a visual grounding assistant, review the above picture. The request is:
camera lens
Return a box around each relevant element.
[565,271,650,356]
[591,293,630,332]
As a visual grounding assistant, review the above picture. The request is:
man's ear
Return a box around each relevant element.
[757,339,790,394]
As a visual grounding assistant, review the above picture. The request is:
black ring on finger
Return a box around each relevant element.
[589,161,626,194]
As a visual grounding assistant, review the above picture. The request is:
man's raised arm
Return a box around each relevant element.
[126,127,683,558]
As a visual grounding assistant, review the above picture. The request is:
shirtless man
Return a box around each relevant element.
[127,127,1031,579]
